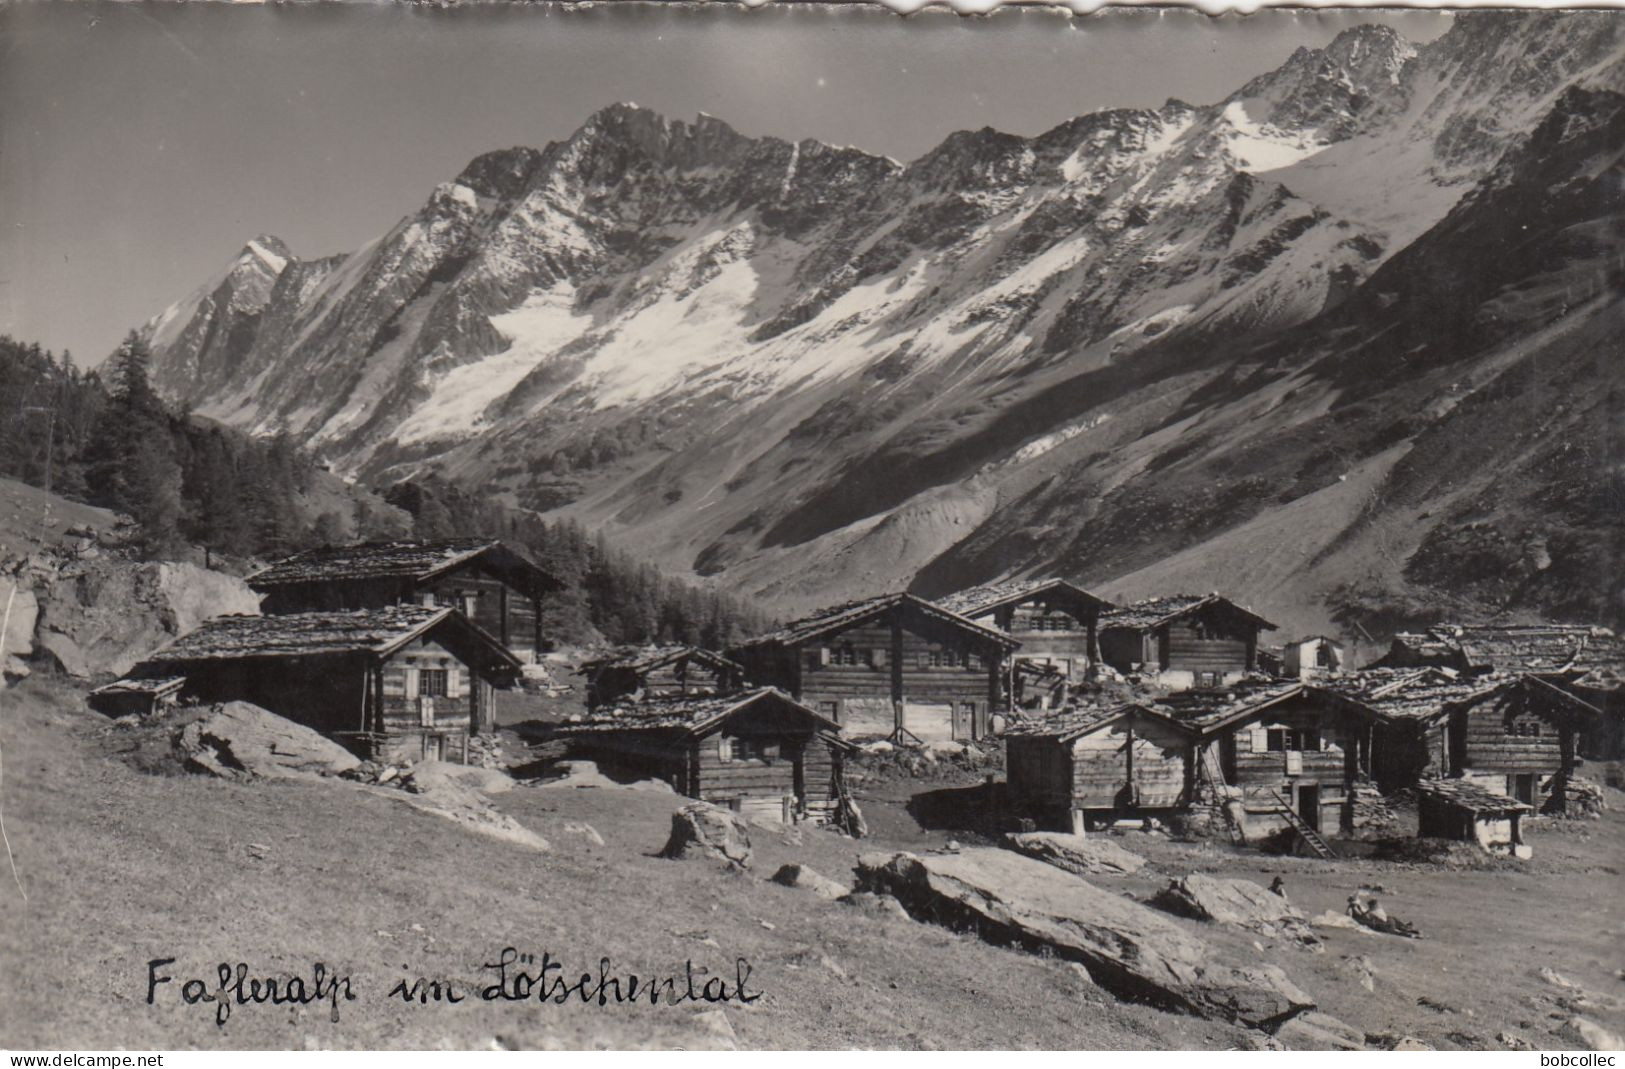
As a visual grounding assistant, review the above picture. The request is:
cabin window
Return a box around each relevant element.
[1266,727,1320,752]
[1506,720,1542,738]
[418,591,437,607]
[1194,671,1222,689]
[419,669,449,698]
[720,737,779,763]
[833,643,860,666]
[460,593,478,616]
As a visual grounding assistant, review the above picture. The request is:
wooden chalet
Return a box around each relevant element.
[1320,669,1474,789]
[1446,676,1598,811]
[1369,623,1597,676]
[1282,636,1347,680]
[1413,780,1532,858]
[249,540,561,663]
[578,644,744,709]
[1327,669,1599,811]
[106,607,522,762]
[1170,682,1378,842]
[555,688,853,825]
[1098,594,1277,690]
[728,593,1019,743]
[1558,639,1624,759]
[1004,704,1197,832]
[938,579,1112,690]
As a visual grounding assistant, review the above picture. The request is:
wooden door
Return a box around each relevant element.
[1298,785,1319,830]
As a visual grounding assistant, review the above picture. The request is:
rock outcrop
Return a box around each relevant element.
[15,553,260,680]
[1003,831,1147,875]
[660,802,752,869]
[178,701,360,780]
[855,849,1314,1030]
[1150,874,1322,948]
[770,863,850,900]
[0,577,39,680]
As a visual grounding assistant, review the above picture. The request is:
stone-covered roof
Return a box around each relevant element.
[1153,680,1313,733]
[1003,702,1190,742]
[1321,668,1508,723]
[558,687,842,737]
[937,578,1111,620]
[137,607,518,667]
[578,644,742,676]
[735,593,1019,650]
[1455,625,1596,673]
[248,539,559,595]
[1413,778,1532,814]
[1381,623,1612,675]
[1099,593,1277,633]
[89,675,187,698]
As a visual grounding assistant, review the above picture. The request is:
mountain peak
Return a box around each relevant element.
[567,101,756,170]
[1229,21,1416,139]
[239,236,291,275]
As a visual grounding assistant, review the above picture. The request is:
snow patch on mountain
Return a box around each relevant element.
[394,281,591,445]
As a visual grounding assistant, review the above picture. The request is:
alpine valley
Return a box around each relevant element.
[141,12,1625,640]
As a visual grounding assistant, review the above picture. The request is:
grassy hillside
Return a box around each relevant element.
[3,677,1622,1050]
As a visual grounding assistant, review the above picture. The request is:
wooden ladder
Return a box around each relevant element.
[1197,746,1244,845]
[1267,788,1337,859]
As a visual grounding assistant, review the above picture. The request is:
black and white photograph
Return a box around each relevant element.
[1,0,1622,1053]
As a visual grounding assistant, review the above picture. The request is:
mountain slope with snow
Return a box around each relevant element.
[141,12,1625,634]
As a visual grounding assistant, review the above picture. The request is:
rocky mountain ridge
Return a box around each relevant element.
[141,12,1625,636]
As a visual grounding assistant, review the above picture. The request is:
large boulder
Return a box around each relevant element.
[1004,831,1146,875]
[379,770,548,852]
[35,558,260,677]
[178,701,360,780]
[855,849,1313,1030]
[1275,1011,1366,1051]
[1150,874,1321,948]
[1558,1017,1624,1052]
[405,760,514,795]
[660,802,752,869]
[771,863,849,899]
[0,577,39,680]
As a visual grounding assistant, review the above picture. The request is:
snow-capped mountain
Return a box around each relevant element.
[142,12,1625,634]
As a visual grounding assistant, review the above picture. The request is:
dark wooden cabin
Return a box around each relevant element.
[104,607,522,762]
[1327,669,1598,811]
[1175,682,1378,840]
[1098,594,1276,690]
[1322,669,1473,791]
[728,593,1019,743]
[1005,704,1197,832]
[939,579,1112,688]
[579,645,745,709]
[1445,675,1599,812]
[557,688,853,825]
[249,540,561,663]
[1414,779,1532,857]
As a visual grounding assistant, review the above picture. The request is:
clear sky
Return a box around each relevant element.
[0,2,1451,365]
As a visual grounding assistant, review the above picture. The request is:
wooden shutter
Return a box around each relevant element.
[1249,727,1267,753]
[719,734,732,762]
[447,667,462,699]
[818,647,831,667]
[871,647,889,668]
[1285,750,1304,776]
[405,667,420,699]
